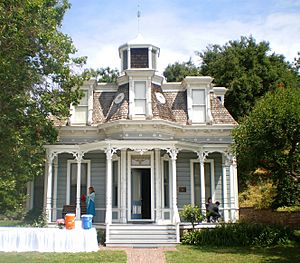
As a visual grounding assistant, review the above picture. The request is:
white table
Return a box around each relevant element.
[0,226,99,252]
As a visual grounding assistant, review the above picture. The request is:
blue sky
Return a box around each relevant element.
[62,0,300,73]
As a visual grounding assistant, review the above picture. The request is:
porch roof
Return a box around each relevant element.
[45,139,231,157]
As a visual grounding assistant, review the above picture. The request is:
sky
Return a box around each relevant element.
[62,0,300,74]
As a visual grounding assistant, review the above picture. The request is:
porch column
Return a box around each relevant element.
[105,147,117,224]
[167,148,180,224]
[155,149,162,222]
[229,155,238,221]
[46,151,55,223]
[74,151,84,220]
[197,151,208,213]
[222,153,229,222]
[52,157,58,220]
[120,149,127,223]
[232,156,239,221]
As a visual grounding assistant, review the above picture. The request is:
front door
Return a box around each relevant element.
[131,168,151,220]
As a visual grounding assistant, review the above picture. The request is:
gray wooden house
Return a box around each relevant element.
[27,35,238,247]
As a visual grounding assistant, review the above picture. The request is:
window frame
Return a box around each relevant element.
[190,159,215,206]
[66,159,91,205]
[191,89,206,123]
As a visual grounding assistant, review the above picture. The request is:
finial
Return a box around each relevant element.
[137,3,141,34]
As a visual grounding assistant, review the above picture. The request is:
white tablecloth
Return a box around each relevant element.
[0,227,99,252]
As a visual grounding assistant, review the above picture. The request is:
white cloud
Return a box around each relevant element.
[68,5,300,74]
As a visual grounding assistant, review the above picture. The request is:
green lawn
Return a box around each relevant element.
[165,244,300,263]
[0,220,23,227]
[0,251,126,263]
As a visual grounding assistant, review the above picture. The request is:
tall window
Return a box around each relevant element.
[70,163,88,204]
[134,81,146,115]
[192,89,206,123]
[74,90,88,124]
[152,50,157,70]
[122,50,128,70]
[112,160,119,208]
[163,160,170,208]
[193,161,212,207]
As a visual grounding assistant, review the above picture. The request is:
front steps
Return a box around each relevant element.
[106,224,179,248]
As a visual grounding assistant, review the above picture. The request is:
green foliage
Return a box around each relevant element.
[276,206,300,212]
[97,229,106,245]
[234,87,300,207]
[198,36,299,120]
[0,0,87,213]
[163,60,201,82]
[239,180,276,209]
[180,204,204,229]
[23,208,47,227]
[84,67,119,83]
[181,223,294,247]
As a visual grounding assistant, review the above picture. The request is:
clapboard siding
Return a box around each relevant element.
[177,152,197,208]
[56,152,107,222]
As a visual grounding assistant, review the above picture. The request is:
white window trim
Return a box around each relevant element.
[70,87,93,125]
[127,151,154,221]
[66,159,91,205]
[190,159,215,205]
[129,78,152,119]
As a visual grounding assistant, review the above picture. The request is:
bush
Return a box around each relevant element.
[97,229,106,245]
[276,206,300,212]
[239,180,276,209]
[181,223,294,247]
[180,204,204,230]
[23,208,47,227]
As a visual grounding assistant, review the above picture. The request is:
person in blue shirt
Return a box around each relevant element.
[86,186,96,218]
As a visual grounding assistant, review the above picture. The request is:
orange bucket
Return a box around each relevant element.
[65,213,76,230]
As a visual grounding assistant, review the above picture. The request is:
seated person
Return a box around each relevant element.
[206,199,221,222]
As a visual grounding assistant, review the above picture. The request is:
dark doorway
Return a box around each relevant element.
[131,168,151,220]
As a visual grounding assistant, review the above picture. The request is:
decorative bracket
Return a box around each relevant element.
[72,151,85,162]
[166,148,179,160]
[105,147,118,160]
[196,150,209,163]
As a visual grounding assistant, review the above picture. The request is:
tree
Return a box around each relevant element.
[233,87,300,207]
[0,0,86,215]
[198,36,299,120]
[294,51,300,72]
[163,60,200,82]
[84,67,119,83]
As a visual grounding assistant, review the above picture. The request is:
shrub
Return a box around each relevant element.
[97,229,106,245]
[24,208,47,227]
[181,223,294,247]
[239,180,276,209]
[180,204,204,230]
[276,206,300,212]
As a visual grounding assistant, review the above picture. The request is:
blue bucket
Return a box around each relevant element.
[81,214,93,229]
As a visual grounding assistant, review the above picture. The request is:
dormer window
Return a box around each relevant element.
[191,89,206,123]
[73,90,88,124]
[134,81,146,115]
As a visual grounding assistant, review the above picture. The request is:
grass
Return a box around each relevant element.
[0,251,126,263]
[165,244,300,263]
[0,220,23,227]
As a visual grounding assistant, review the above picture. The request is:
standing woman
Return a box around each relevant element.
[86,186,96,218]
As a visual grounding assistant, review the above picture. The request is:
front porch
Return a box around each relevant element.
[38,139,238,247]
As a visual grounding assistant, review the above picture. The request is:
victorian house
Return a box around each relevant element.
[27,35,238,247]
